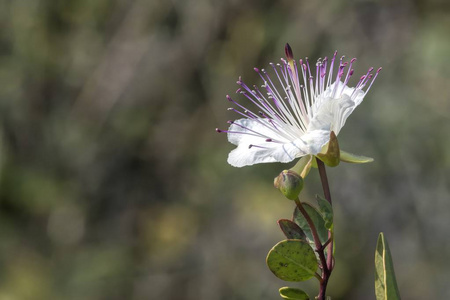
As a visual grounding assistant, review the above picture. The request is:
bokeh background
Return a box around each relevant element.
[0,0,449,299]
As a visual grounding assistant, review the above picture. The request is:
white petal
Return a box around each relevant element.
[227,118,291,146]
[308,84,365,135]
[227,129,330,167]
[227,143,283,167]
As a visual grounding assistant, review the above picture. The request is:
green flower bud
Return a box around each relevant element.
[274,170,304,200]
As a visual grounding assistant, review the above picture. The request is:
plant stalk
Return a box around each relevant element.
[316,159,334,299]
[294,199,329,276]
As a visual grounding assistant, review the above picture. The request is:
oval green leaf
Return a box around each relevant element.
[375,232,401,300]
[293,203,328,245]
[266,240,318,282]
[340,150,374,163]
[279,287,310,299]
[278,219,306,240]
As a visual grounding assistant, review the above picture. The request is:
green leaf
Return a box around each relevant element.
[340,150,374,164]
[278,219,306,240]
[293,203,328,245]
[266,240,318,282]
[279,287,310,299]
[315,195,333,230]
[375,232,401,300]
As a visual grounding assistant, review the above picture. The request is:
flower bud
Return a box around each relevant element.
[285,43,294,61]
[274,170,304,200]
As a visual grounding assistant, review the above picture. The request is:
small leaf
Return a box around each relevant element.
[278,219,306,240]
[375,233,401,300]
[315,195,333,230]
[293,203,328,245]
[266,240,318,282]
[279,287,310,299]
[340,150,374,163]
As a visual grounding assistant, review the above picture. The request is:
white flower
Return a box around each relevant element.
[217,44,381,168]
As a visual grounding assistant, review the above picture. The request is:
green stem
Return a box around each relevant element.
[317,159,334,269]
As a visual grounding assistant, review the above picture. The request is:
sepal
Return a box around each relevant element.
[316,131,340,167]
[340,150,374,163]
[290,155,313,178]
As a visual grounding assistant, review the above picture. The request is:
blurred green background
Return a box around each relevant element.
[0,0,449,299]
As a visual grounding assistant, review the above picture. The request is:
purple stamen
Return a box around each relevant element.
[229,107,257,119]
[249,144,269,149]
[305,57,312,78]
[342,69,354,89]
[364,67,382,94]
[327,50,338,87]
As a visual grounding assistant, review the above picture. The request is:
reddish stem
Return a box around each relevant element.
[316,159,334,299]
